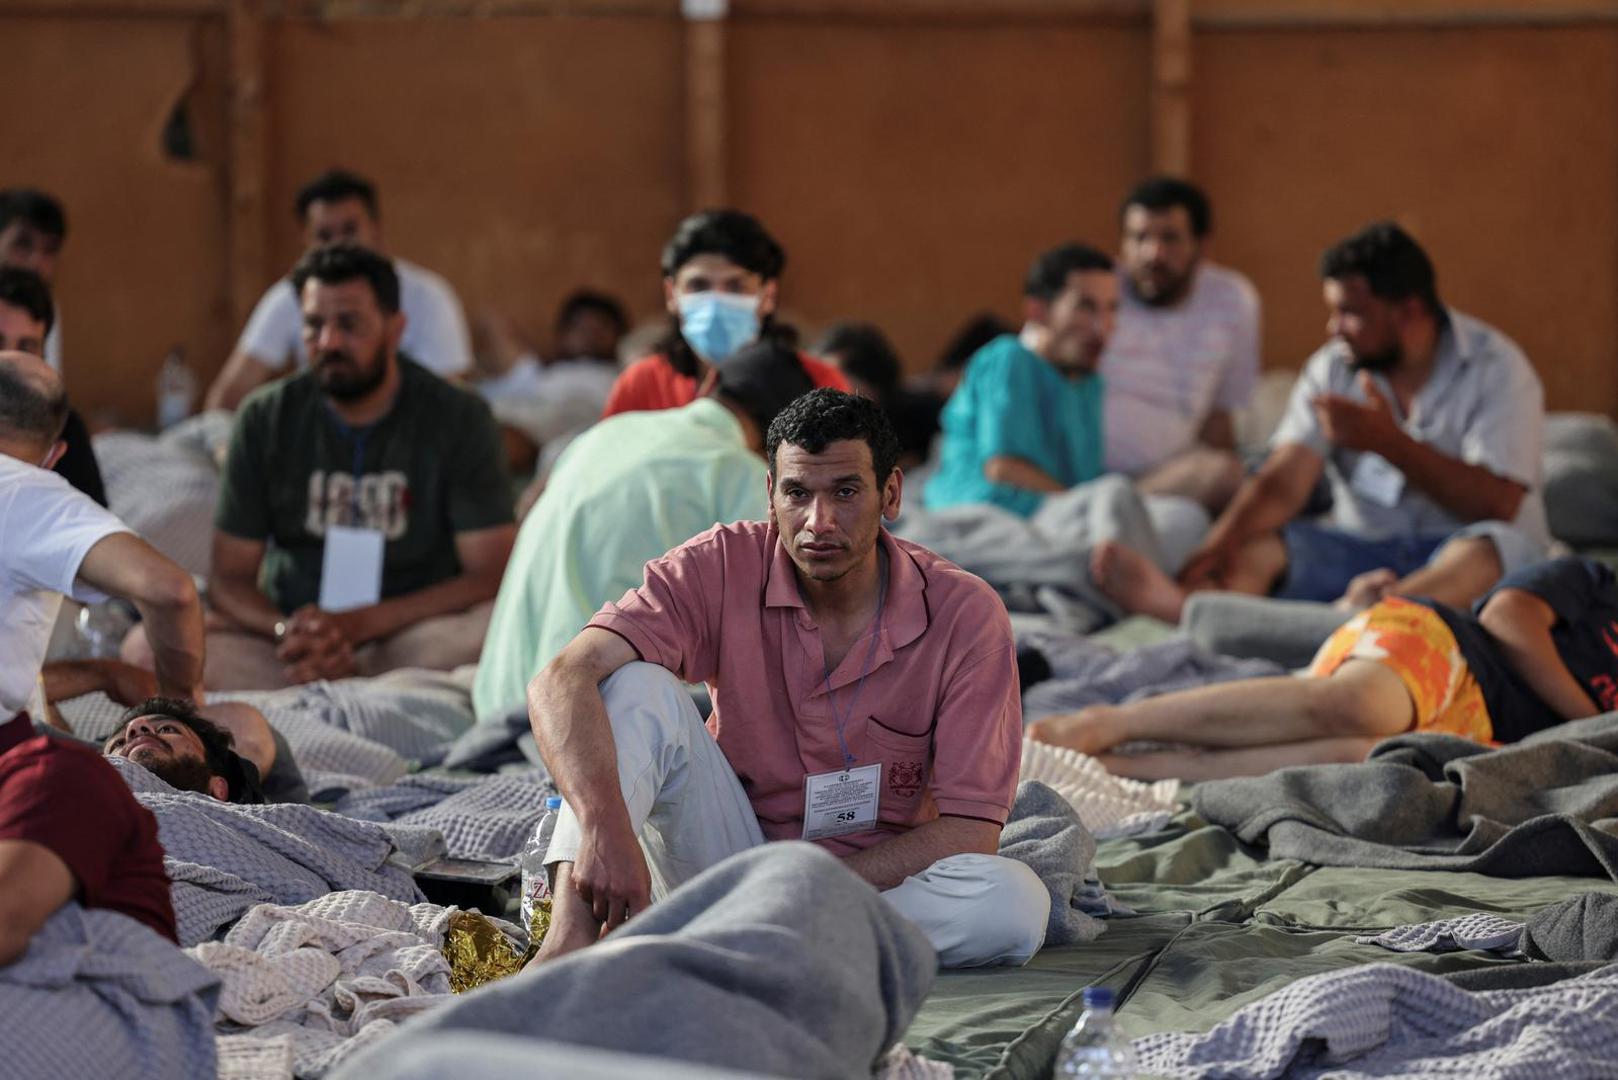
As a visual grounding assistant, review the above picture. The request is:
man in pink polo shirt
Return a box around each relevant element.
[528,388,1048,969]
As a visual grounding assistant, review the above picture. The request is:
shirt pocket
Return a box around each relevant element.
[864,715,932,824]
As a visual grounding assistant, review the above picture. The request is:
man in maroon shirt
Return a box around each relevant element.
[0,713,176,963]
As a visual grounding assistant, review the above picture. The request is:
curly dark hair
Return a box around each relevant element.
[1120,175,1212,237]
[765,387,900,484]
[0,187,67,241]
[295,168,379,222]
[113,697,239,781]
[0,267,54,332]
[291,242,401,314]
[1319,220,1443,316]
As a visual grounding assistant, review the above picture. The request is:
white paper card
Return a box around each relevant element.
[802,763,881,841]
[318,525,385,612]
[1350,452,1406,508]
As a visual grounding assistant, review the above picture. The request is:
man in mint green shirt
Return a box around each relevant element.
[472,343,814,722]
[924,244,1119,517]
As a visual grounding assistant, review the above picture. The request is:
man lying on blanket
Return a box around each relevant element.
[527,389,1049,969]
[1030,556,1618,781]
[102,695,306,804]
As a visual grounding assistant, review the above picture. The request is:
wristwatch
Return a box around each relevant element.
[273,620,288,644]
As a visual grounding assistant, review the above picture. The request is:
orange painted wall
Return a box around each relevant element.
[726,16,1151,368]
[1192,23,1618,411]
[262,15,687,359]
[3,7,1616,422]
[3,15,232,423]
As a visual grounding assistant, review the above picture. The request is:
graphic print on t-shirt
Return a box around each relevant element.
[1590,622,1618,711]
[303,469,410,540]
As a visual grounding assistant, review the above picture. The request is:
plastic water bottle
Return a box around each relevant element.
[155,345,197,430]
[1054,987,1138,1077]
[518,796,565,944]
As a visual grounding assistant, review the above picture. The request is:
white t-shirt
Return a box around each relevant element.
[0,454,130,716]
[1099,261,1262,476]
[234,257,472,377]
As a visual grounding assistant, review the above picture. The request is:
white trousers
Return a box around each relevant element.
[545,663,1050,968]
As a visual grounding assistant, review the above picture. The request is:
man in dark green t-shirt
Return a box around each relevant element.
[197,244,514,690]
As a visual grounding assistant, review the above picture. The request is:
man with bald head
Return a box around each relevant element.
[0,349,205,725]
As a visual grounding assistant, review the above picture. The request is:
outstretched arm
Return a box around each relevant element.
[76,533,204,701]
[203,350,277,412]
[1479,588,1600,722]
[983,455,1066,495]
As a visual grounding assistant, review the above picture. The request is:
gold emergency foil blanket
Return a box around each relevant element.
[443,910,533,993]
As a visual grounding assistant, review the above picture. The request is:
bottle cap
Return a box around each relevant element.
[544,795,563,810]
[1081,986,1115,1010]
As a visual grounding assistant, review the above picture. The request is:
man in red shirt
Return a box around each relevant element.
[602,209,849,416]
[530,389,1048,969]
[0,712,177,963]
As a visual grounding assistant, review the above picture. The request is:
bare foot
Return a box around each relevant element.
[1336,568,1397,613]
[524,865,603,969]
[1090,541,1187,623]
[1027,704,1125,756]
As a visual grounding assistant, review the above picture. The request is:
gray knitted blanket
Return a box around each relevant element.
[0,903,220,1080]
[108,756,422,945]
[1021,634,1286,722]
[1193,712,1618,879]
[1134,961,1618,1078]
[335,769,556,862]
[328,843,937,1080]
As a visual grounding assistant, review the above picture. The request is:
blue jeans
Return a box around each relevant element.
[1274,523,1449,603]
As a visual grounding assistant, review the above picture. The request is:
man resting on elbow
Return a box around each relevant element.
[1029,556,1618,781]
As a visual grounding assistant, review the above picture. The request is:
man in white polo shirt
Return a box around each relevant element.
[204,169,472,411]
[0,350,205,723]
[1100,177,1261,514]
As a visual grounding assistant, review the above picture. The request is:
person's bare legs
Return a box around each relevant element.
[1383,536,1503,610]
[1091,532,1288,623]
[1027,659,1414,758]
[1135,447,1245,515]
[1090,542,1188,623]
[530,862,608,965]
[1095,735,1386,781]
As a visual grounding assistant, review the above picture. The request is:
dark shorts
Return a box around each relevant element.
[1274,522,1450,603]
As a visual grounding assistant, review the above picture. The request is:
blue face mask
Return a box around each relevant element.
[677,291,762,364]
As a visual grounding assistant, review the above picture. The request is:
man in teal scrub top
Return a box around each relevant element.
[924,243,1118,517]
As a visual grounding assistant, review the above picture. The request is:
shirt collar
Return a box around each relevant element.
[763,527,930,653]
[1405,308,1464,418]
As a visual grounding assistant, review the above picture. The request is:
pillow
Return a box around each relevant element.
[1543,413,1618,548]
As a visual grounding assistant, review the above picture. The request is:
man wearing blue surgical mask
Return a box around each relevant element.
[603,209,850,417]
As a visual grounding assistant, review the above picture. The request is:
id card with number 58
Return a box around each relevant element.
[802,763,881,841]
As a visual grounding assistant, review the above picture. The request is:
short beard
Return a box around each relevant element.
[1131,267,1193,308]
[318,342,391,402]
[133,751,217,795]
[1349,344,1402,373]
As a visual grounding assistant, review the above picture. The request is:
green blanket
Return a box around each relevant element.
[905,811,1618,1078]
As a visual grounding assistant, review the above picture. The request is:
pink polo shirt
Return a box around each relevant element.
[590,520,1021,856]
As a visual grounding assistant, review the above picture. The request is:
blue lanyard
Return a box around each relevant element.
[821,549,889,770]
[327,411,371,525]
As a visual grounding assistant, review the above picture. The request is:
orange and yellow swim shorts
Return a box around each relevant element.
[1307,596,1495,744]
